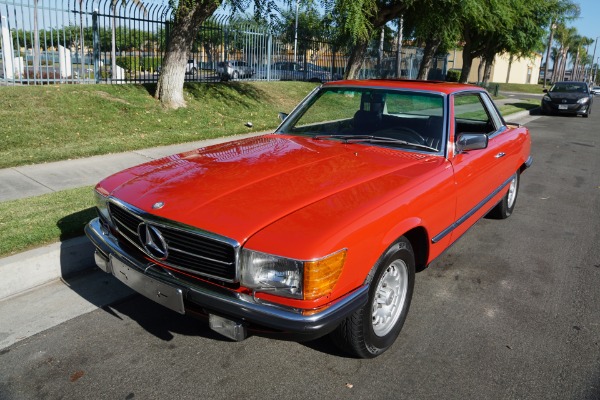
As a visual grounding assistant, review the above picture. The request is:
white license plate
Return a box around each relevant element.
[110,255,185,314]
[558,104,568,110]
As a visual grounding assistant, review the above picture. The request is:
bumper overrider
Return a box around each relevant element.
[85,217,368,341]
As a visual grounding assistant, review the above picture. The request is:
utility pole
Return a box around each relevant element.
[395,17,403,78]
[590,36,598,84]
[293,0,299,63]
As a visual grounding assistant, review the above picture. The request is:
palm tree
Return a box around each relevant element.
[553,24,577,81]
[567,34,582,80]
[574,36,594,80]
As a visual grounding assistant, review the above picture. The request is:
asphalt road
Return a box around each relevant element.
[1,112,599,400]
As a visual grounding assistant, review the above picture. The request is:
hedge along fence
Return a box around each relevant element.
[115,56,162,73]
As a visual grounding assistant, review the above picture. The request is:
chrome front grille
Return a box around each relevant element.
[108,201,237,282]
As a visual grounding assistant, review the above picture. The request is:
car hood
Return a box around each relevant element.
[100,134,437,243]
[546,92,588,100]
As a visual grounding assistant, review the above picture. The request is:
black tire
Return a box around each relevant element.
[331,237,415,358]
[488,171,520,219]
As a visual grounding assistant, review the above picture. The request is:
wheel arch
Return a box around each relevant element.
[403,226,430,272]
[381,218,430,272]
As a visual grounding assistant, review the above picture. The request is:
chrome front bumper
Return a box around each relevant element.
[85,218,369,338]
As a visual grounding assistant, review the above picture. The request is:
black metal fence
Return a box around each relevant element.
[0,0,447,85]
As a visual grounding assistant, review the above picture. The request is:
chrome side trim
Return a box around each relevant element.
[431,174,515,244]
[525,156,533,169]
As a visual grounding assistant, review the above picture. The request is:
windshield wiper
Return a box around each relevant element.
[312,134,374,141]
[313,134,439,152]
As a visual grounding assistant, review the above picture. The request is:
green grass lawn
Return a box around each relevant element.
[496,82,545,94]
[0,81,318,169]
[0,186,96,257]
[497,99,540,116]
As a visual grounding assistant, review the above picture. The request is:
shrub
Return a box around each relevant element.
[115,56,140,73]
[445,69,461,82]
[140,57,162,72]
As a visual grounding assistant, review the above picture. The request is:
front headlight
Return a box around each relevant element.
[542,95,551,102]
[94,188,110,222]
[240,249,347,300]
[577,97,589,104]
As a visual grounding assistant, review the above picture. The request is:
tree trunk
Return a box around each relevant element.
[543,20,555,88]
[459,38,475,83]
[344,40,369,79]
[482,54,494,84]
[459,52,474,83]
[572,51,580,80]
[417,36,440,80]
[477,58,485,82]
[155,2,220,109]
[554,50,563,82]
[505,54,513,83]
[203,43,213,65]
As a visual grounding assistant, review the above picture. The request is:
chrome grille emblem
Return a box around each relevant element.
[152,202,165,209]
[138,223,168,260]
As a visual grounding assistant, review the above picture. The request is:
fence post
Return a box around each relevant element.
[267,31,272,81]
[93,10,100,83]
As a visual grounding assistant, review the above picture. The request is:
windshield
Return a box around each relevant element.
[277,87,446,152]
[550,82,588,93]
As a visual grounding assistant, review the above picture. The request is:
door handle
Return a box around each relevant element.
[495,152,506,158]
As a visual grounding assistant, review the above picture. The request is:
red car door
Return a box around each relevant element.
[448,92,517,243]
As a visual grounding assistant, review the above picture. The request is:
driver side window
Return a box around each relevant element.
[454,93,496,138]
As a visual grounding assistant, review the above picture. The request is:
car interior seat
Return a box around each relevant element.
[353,93,385,133]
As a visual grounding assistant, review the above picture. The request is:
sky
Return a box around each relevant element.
[572,0,600,43]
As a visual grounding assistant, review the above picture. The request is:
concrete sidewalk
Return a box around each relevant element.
[0,131,267,203]
[0,105,540,350]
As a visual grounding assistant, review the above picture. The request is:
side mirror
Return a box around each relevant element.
[456,133,488,153]
[543,89,548,93]
[278,112,288,122]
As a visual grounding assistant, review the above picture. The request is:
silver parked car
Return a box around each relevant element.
[217,61,254,80]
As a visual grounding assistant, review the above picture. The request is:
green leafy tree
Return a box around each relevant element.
[325,0,413,79]
[402,0,461,80]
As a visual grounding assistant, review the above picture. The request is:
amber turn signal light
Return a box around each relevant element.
[303,249,347,300]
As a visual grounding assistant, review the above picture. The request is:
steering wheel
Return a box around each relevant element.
[385,127,427,145]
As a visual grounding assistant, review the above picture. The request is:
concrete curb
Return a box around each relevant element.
[0,236,95,301]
